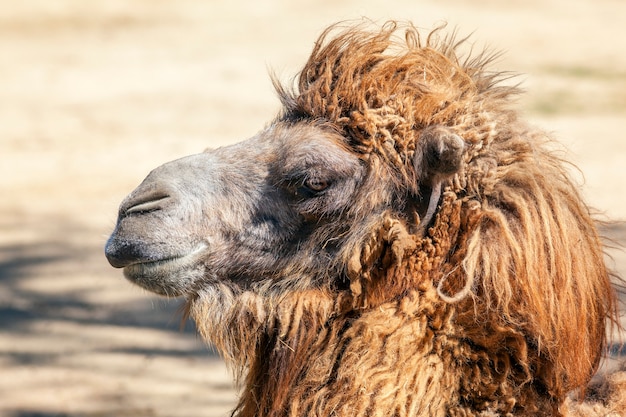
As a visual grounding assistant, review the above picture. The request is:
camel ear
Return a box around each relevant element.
[414,125,465,184]
[412,126,465,231]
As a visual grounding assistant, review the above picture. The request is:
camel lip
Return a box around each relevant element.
[122,243,208,279]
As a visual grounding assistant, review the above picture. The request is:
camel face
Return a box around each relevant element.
[105,123,372,297]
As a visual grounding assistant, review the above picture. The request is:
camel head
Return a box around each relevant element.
[105,120,464,298]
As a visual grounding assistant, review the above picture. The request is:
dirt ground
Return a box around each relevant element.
[1,1,625,416]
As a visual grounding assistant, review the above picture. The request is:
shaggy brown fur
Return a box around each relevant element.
[196,23,619,415]
[275,21,617,414]
[107,21,624,417]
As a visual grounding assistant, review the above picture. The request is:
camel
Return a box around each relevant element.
[105,21,625,416]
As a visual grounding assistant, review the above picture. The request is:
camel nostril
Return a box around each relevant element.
[126,196,170,215]
[120,190,171,216]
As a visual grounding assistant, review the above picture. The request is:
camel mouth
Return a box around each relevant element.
[122,243,208,296]
[123,243,208,274]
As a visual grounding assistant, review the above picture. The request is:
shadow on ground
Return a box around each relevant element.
[0,213,232,416]
[0,212,219,365]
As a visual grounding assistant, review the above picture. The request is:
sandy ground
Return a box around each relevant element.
[0,1,625,416]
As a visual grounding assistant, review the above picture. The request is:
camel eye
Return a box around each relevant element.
[304,178,330,193]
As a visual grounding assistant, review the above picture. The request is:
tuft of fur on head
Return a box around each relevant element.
[275,21,517,182]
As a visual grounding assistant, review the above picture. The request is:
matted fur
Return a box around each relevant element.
[184,22,620,416]
[282,23,615,406]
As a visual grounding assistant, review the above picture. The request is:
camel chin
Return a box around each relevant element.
[121,243,208,297]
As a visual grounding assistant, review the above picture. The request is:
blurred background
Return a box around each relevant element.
[0,1,624,416]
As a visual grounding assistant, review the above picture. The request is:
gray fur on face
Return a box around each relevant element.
[106,123,372,296]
